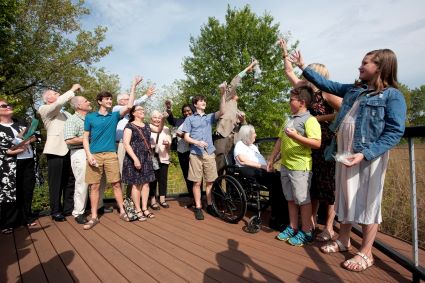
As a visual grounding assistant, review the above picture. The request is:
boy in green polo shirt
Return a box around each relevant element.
[267,85,321,246]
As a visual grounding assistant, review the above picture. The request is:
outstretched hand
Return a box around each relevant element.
[247,59,258,72]
[71,84,82,92]
[219,81,227,95]
[146,86,156,97]
[278,38,288,53]
[289,50,305,69]
[133,76,143,87]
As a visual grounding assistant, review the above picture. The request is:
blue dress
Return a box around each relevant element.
[122,123,156,185]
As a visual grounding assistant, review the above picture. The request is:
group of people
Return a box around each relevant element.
[0,39,406,273]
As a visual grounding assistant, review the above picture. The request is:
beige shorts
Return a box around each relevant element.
[188,153,218,183]
[85,152,121,184]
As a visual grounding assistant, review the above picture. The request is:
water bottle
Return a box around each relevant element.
[253,63,262,79]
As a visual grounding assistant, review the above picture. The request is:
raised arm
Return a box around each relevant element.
[165,100,178,126]
[39,84,81,119]
[290,51,351,97]
[226,60,257,100]
[134,85,155,106]
[278,38,303,87]
[120,76,143,117]
[215,85,226,119]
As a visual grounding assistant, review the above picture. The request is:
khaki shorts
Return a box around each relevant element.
[280,166,312,205]
[188,153,218,183]
[85,152,121,184]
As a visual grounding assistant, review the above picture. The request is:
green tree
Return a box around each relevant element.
[182,5,293,137]
[0,0,113,117]
[408,85,425,126]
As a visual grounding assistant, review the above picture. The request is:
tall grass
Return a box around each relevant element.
[381,143,425,248]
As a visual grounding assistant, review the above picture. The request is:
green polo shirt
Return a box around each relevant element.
[84,111,121,153]
[279,111,321,171]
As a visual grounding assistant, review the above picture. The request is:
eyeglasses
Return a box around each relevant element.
[0,104,12,109]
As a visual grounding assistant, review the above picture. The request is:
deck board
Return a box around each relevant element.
[0,230,20,283]
[0,199,419,282]
[37,216,101,283]
[14,226,47,283]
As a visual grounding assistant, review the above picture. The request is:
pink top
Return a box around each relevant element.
[150,125,172,164]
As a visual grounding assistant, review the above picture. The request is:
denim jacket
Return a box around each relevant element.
[303,67,406,161]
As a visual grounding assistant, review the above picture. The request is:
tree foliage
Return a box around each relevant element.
[0,0,116,117]
[181,5,293,137]
[407,85,425,126]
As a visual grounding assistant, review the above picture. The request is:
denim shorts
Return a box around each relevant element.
[280,166,312,205]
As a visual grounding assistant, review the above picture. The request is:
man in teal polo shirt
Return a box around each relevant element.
[82,76,142,229]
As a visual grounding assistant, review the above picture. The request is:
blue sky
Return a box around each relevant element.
[82,0,425,91]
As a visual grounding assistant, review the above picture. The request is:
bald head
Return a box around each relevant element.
[71,96,92,113]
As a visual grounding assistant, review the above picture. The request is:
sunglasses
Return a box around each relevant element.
[0,104,12,109]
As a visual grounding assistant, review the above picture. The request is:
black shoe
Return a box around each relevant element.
[75,215,88,224]
[194,208,204,220]
[52,214,66,222]
[63,212,73,217]
[98,206,113,215]
[206,205,217,217]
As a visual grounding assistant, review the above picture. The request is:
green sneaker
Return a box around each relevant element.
[276,226,296,241]
[288,230,313,246]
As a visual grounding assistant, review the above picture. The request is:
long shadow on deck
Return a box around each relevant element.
[204,239,283,282]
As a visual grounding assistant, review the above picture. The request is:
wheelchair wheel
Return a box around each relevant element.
[212,175,247,223]
[246,215,262,233]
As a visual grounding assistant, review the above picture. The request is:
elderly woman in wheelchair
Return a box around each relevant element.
[211,124,286,233]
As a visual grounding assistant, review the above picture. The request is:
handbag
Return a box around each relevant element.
[134,124,160,170]
[123,197,138,221]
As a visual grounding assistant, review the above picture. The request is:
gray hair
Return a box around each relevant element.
[151,110,162,119]
[237,124,255,145]
[70,96,83,110]
[42,89,55,104]
[116,92,129,103]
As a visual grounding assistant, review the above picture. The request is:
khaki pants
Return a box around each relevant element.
[70,149,106,217]
[214,135,234,175]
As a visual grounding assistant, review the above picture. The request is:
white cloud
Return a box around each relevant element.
[83,0,425,90]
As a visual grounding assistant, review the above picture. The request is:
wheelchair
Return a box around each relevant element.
[211,150,272,233]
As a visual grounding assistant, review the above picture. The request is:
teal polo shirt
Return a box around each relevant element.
[84,111,121,153]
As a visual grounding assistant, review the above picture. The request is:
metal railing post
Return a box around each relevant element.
[408,137,419,282]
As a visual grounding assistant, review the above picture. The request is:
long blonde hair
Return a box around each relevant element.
[304,63,329,91]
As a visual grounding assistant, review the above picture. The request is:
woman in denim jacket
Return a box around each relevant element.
[290,49,406,272]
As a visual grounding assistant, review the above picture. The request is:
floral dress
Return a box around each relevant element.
[308,90,336,204]
[0,125,17,203]
[122,123,156,185]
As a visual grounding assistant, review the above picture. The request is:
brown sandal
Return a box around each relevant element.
[119,213,130,222]
[142,209,155,219]
[136,211,147,222]
[83,218,99,230]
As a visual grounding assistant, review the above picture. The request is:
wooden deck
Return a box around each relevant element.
[0,199,420,282]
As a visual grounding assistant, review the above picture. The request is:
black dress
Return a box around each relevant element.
[308,90,336,204]
[122,123,156,185]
